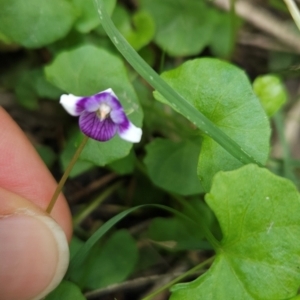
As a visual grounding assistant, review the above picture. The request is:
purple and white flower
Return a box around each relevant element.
[60,88,142,143]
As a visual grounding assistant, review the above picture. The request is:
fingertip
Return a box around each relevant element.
[0,107,72,240]
[0,188,69,300]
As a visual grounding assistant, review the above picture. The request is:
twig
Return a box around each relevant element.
[238,31,300,53]
[84,264,203,299]
[69,172,118,203]
[140,263,188,300]
[284,0,300,31]
[213,0,300,52]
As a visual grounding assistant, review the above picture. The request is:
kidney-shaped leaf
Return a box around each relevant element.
[140,0,218,56]
[144,138,203,195]
[73,0,116,33]
[154,58,270,191]
[45,280,85,300]
[0,0,75,48]
[45,44,143,166]
[171,164,300,300]
[70,230,138,290]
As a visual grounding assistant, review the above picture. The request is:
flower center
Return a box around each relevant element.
[97,103,112,121]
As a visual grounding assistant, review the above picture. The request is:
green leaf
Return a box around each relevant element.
[171,164,300,300]
[82,230,138,289]
[126,11,154,50]
[140,0,218,56]
[45,280,85,300]
[15,69,62,109]
[73,0,116,33]
[45,44,143,166]
[154,58,270,191]
[210,12,242,58]
[108,148,135,174]
[36,145,56,168]
[0,0,76,48]
[81,136,134,166]
[70,236,84,260]
[253,74,287,117]
[112,6,155,51]
[148,200,213,251]
[15,71,39,110]
[144,138,204,195]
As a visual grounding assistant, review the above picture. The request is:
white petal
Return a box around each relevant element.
[60,94,83,116]
[102,88,118,98]
[118,122,142,143]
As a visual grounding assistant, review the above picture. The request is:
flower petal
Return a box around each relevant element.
[110,108,128,125]
[118,121,142,143]
[76,89,121,113]
[60,94,84,116]
[79,111,117,141]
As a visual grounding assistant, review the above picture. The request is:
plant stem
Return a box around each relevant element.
[46,135,89,214]
[141,256,215,300]
[284,0,300,31]
[273,112,298,186]
[172,194,220,251]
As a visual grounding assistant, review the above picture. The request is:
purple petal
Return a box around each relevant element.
[110,109,129,125]
[76,89,122,113]
[79,111,117,141]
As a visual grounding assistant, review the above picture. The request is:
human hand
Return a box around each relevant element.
[0,108,72,300]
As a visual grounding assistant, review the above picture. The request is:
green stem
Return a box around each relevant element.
[172,194,220,251]
[141,256,215,300]
[94,0,262,167]
[73,181,123,226]
[46,135,89,214]
[284,0,300,31]
[273,112,298,185]
[229,0,237,59]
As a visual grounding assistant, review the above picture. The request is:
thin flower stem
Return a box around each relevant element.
[46,135,89,214]
[284,0,300,31]
[141,256,215,300]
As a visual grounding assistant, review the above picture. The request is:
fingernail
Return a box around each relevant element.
[0,213,69,300]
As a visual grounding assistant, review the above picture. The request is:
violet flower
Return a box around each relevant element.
[60,88,142,143]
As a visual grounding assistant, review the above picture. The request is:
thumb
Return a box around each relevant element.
[0,187,69,300]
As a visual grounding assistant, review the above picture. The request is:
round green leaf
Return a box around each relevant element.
[154,58,270,191]
[70,230,138,289]
[253,74,287,117]
[171,164,300,300]
[112,6,155,51]
[0,0,76,48]
[108,149,135,174]
[140,0,218,56]
[144,138,204,195]
[15,69,62,109]
[73,0,116,33]
[45,44,143,166]
[126,11,155,51]
[36,145,56,168]
[45,281,85,300]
